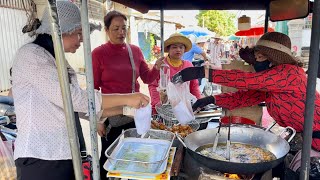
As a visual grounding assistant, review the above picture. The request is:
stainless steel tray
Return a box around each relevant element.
[104,128,175,175]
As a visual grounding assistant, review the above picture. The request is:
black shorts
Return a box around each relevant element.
[15,158,75,180]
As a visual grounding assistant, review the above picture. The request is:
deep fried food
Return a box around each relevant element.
[151,120,194,137]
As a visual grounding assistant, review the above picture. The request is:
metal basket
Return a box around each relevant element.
[155,104,177,126]
[155,103,200,131]
[156,104,200,131]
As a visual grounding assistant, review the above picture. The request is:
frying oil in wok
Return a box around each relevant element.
[196,143,276,163]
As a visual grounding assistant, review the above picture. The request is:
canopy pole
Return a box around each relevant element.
[300,0,320,179]
[47,1,83,180]
[160,8,164,56]
[80,0,100,180]
[264,5,269,33]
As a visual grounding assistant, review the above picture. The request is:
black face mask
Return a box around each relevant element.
[254,60,271,72]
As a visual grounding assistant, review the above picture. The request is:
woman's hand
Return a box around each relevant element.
[239,47,256,65]
[171,67,205,84]
[154,57,165,70]
[125,92,150,109]
[192,96,215,112]
[97,123,106,137]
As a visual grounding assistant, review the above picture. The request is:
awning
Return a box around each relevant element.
[111,0,270,13]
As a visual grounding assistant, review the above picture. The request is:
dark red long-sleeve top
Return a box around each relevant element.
[92,42,159,94]
[212,64,320,151]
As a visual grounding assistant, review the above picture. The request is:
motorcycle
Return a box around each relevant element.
[0,96,17,141]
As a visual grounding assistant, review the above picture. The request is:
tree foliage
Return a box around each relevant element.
[197,10,237,37]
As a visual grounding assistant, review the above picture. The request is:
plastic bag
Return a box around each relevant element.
[0,138,16,179]
[157,64,170,105]
[134,104,152,135]
[167,82,195,124]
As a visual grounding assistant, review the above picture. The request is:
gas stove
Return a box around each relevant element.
[183,149,273,180]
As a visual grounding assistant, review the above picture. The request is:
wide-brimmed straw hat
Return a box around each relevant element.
[36,1,97,35]
[164,33,192,52]
[254,32,299,66]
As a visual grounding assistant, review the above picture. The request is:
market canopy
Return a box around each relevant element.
[111,0,271,13]
[228,35,240,41]
[178,26,215,37]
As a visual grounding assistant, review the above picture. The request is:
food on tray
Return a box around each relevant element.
[151,120,193,137]
[196,143,276,163]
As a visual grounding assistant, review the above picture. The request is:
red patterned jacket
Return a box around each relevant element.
[212,64,320,151]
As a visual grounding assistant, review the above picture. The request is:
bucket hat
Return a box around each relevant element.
[254,32,299,66]
[164,33,192,52]
[36,1,96,35]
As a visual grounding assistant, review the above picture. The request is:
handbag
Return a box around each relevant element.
[106,44,136,128]
[75,112,92,180]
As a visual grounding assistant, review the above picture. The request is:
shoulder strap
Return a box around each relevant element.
[126,44,136,93]
[74,112,87,158]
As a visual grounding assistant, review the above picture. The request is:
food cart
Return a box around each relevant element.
[46,0,319,179]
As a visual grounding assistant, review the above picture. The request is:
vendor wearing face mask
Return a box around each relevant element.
[171,32,320,177]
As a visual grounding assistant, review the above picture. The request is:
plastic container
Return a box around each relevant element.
[104,128,175,175]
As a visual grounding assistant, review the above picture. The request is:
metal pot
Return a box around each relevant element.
[177,124,295,174]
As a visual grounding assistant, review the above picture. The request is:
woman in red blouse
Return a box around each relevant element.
[172,32,320,177]
[92,10,164,179]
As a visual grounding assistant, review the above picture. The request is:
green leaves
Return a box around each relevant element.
[197,10,237,37]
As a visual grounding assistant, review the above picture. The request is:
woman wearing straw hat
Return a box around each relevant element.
[12,2,149,180]
[148,33,201,114]
[172,32,320,177]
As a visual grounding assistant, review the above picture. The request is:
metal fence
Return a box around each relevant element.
[0,0,32,10]
[0,5,33,92]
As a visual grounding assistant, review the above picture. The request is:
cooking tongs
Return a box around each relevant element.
[211,120,221,152]
[226,116,231,161]
[212,116,231,161]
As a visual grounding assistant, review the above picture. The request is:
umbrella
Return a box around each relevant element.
[178,26,215,37]
[235,27,275,37]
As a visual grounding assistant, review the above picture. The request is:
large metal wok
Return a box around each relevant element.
[178,124,295,174]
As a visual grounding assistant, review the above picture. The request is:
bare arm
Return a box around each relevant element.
[201,52,208,61]
[102,106,123,117]
[101,92,150,110]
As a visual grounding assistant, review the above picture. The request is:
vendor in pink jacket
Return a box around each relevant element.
[149,33,202,114]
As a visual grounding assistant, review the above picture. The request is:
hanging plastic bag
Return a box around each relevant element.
[0,138,16,179]
[167,82,195,124]
[157,64,170,105]
[134,104,152,135]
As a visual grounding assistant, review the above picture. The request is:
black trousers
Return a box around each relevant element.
[15,158,75,180]
[99,121,136,180]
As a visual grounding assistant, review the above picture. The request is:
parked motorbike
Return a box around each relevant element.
[0,96,17,141]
